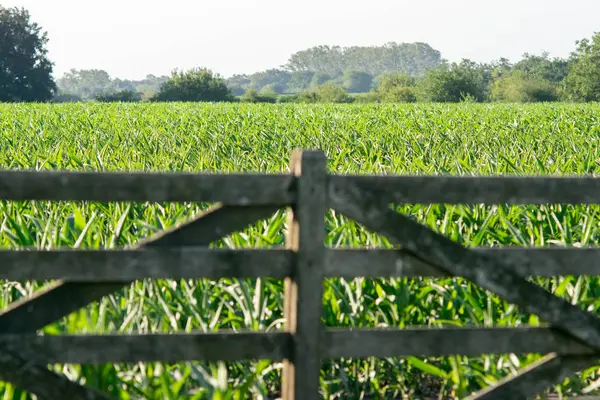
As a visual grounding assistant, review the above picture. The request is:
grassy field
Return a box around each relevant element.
[1,102,600,399]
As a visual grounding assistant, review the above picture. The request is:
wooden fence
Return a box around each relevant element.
[1,149,600,399]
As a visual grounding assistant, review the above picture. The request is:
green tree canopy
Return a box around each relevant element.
[0,6,56,102]
[57,69,112,100]
[418,61,487,102]
[285,42,442,77]
[286,71,315,92]
[298,83,352,104]
[310,72,333,88]
[95,89,142,103]
[375,73,417,102]
[491,70,558,102]
[565,32,600,102]
[57,70,168,101]
[342,70,373,93]
[513,52,569,84]
[152,68,233,102]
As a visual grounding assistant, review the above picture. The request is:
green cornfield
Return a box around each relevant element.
[1,102,600,399]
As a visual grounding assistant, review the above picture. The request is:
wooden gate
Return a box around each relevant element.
[0,150,600,399]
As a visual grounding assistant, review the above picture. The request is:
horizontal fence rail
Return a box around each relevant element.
[0,249,295,281]
[2,247,600,281]
[1,151,600,400]
[0,170,294,205]
[0,332,291,364]
[0,326,592,365]
[3,170,600,205]
[331,174,600,204]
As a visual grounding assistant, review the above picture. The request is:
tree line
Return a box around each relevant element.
[1,5,599,104]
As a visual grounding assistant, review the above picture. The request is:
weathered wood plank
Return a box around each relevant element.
[328,179,600,352]
[0,248,293,281]
[332,175,600,205]
[8,245,597,282]
[0,327,596,364]
[3,246,597,282]
[0,204,280,333]
[0,332,291,364]
[0,346,114,399]
[326,248,600,278]
[0,170,294,205]
[322,327,593,358]
[466,353,596,400]
[327,326,600,400]
[282,151,327,400]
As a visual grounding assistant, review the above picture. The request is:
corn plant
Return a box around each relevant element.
[0,102,600,399]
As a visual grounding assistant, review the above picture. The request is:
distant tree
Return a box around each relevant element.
[258,82,286,95]
[375,72,417,102]
[152,68,233,102]
[52,93,82,103]
[226,74,252,96]
[276,94,299,103]
[418,61,487,102]
[0,6,56,102]
[299,83,352,103]
[342,70,373,93]
[247,69,291,93]
[310,73,332,88]
[240,88,276,103]
[258,84,280,98]
[135,85,158,101]
[315,84,352,103]
[285,42,442,77]
[380,87,417,103]
[564,32,600,102]
[514,52,569,84]
[287,71,315,92]
[57,69,113,100]
[376,72,416,89]
[95,90,142,102]
[286,45,345,75]
[491,70,558,102]
[352,91,381,103]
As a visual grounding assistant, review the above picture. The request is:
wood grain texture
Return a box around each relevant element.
[0,332,291,364]
[332,175,600,205]
[0,248,294,281]
[466,354,595,400]
[322,327,593,358]
[7,246,594,282]
[282,150,327,400]
[326,248,600,278]
[0,170,293,205]
[328,178,600,354]
[0,327,594,365]
[0,204,280,333]
[0,345,114,399]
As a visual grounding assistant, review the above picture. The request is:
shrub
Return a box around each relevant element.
[240,88,276,103]
[418,63,486,102]
[276,94,299,103]
[298,83,353,104]
[95,90,142,102]
[52,93,82,103]
[379,86,417,103]
[491,70,558,102]
[151,67,233,102]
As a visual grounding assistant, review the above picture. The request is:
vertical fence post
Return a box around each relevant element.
[282,150,327,400]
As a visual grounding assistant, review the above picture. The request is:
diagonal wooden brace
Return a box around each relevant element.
[0,204,279,333]
[466,353,598,399]
[328,178,600,397]
[0,346,113,400]
[0,204,281,398]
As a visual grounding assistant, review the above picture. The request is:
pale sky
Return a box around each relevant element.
[2,0,599,80]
